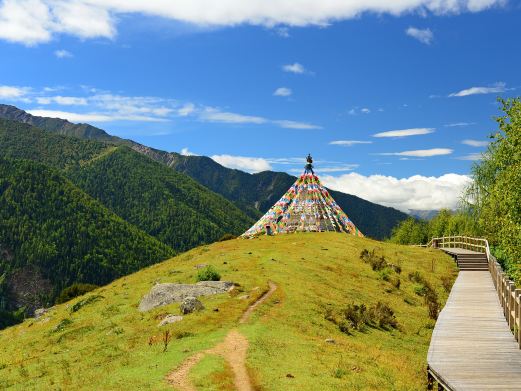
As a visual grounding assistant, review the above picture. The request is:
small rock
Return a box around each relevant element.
[180,296,204,314]
[195,263,208,269]
[223,261,228,264]
[238,294,249,300]
[158,315,183,326]
[213,308,219,312]
[286,374,295,378]
[325,338,336,344]
[34,308,48,319]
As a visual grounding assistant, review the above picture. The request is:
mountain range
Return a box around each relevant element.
[0,104,409,325]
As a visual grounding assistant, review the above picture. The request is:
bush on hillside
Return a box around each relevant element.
[196,266,221,282]
[408,272,440,320]
[326,302,399,333]
[56,283,99,304]
[218,233,237,242]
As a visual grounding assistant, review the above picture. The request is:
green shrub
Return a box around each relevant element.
[218,233,236,242]
[56,283,99,304]
[52,318,73,333]
[368,302,398,329]
[360,249,387,271]
[70,295,103,313]
[196,266,221,282]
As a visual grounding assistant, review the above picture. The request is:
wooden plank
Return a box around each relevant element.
[428,271,521,390]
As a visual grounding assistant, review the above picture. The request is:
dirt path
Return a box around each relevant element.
[240,281,277,324]
[167,281,277,391]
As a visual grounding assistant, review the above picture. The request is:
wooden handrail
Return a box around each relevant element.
[428,235,520,347]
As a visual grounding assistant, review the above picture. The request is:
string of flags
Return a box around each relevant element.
[241,157,363,238]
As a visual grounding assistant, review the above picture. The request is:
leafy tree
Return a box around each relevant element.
[466,98,521,281]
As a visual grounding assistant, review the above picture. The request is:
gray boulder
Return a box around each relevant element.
[138,281,234,312]
[180,296,204,314]
[158,315,183,327]
[34,308,48,319]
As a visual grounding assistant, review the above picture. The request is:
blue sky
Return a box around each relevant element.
[0,0,519,212]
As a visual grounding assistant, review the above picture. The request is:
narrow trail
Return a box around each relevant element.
[166,281,277,391]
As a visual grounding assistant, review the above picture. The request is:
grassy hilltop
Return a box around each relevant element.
[0,233,456,390]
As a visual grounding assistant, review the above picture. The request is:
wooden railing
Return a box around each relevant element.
[429,235,521,348]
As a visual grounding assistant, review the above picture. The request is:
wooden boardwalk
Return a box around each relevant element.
[428,270,521,390]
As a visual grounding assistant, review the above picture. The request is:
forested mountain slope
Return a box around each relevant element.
[0,119,253,250]
[69,147,254,251]
[0,158,174,318]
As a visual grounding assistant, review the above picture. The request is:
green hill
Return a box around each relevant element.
[68,147,254,251]
[0,158,174,321]
[0,233,456,390]
[0,105,409,239]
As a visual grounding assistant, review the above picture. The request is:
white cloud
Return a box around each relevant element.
[360,107,371,114]
[36,96,87,105]
[373,128,435,138]
[347,107,372,115]
[449,82,507,97]
[200,107,267,124]
[406,27,433,44]
[380,148,453,157]
[273,87,292,97]
[180,147,198,156]
[177,103,196,116]
[275,27,290,38]
[444,122,475,127]
[462,139,489,147]
[456,153,483,161]
[282,62,306,74]
[0,0,504,46]
[273,120,321,129]
[329,140,372,147]
[26,109,168,123]
[321,172,472,212]
[54,49,73,58]
[0,85,30,99]
[211,154,272,173]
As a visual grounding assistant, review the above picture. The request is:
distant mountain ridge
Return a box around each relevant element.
[0,104,409,239]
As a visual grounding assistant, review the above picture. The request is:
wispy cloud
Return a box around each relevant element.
[348,107,372,115]
[273,120,321,129]
[273,87,292,97]
[462,139,489,147]
[329,140,372,147]
[406,27,433,44]
[444,122,475,127]
[380,148,453,157]
[282,62,307,74]
[54,49,73,58]
[373,128,435,138]
[456,153,483,161]
[26,109,168,123]
[0,85,31,99]
[449,82,507,97]
[200,107,267,124]
[211,154,272,173]
[36,96,87,105]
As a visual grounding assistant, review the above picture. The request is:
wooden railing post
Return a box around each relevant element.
[509,282,516,330]
[515,289,521,345]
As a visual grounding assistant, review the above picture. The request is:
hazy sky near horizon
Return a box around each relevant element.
[0,0,520,212]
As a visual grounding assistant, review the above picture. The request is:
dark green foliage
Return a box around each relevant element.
[0,118,111,170]
[360,249,387,271]
[0,158,174,319]
[0,307,25,329]
[218,233,237,242]
[56,283,99,304]
[68,147,253,252]
[466,98,521,283]
[408,272,439,320]
[52,318,73,333]
[70,295,103,313]
[326,302,399,333]
[196,266,221,282]
[389,210,480,245]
